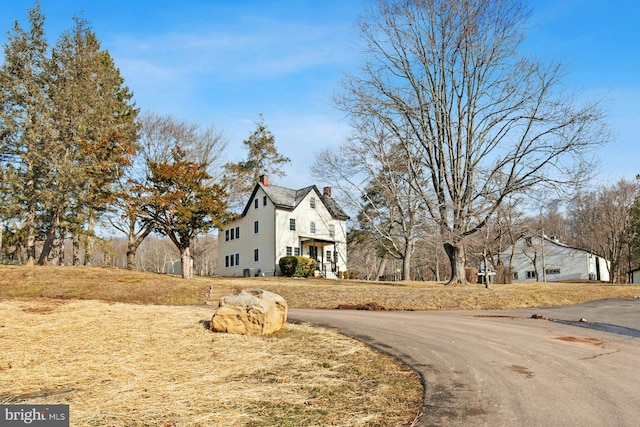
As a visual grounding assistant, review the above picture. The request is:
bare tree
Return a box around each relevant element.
[109,112,227,272]
[314,121,424,281]
[336,0,607,284]
[569,179,639,283]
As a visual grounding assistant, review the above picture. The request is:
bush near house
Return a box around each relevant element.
[279,256,317,277]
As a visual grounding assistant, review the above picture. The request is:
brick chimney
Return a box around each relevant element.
[259,174,268,186]
[323,186,331,198]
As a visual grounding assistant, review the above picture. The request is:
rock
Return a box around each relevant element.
[336,302,385,311]
[210,289,287,335]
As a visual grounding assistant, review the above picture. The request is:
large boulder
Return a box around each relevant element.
[210,288,287,335]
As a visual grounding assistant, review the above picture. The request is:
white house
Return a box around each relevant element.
[217,175,349,278]
[501,234,610,282]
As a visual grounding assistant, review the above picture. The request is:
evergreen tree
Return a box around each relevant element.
[0,3,55,265]
[224,114,290,204]
[42,16,138,265]
[0,5,138,266]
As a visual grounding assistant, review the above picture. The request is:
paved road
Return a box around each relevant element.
[289,299,640,426]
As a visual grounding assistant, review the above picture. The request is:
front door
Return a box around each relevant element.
[309,245,318,261]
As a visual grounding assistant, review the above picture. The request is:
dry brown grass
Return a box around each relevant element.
[255,279,640,310]
[2,265,639,425]
[0,298,421,426]
[2,265,638,310]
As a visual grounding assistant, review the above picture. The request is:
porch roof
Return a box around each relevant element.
[298,235,338,245]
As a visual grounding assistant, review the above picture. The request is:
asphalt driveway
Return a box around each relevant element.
[289,299,640,426]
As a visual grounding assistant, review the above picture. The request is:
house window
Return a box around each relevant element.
[254,199,259,209]
[286,246,292,256]
[254,221,259,234]
[526,271,536,279]
[546,268,561,275]
[254,248,259,262]
[235,253,240,265]
[289,218,296,231]
[329,224,335,237]
[225,255,229,268]
[230,255,235,267]
[235,226,240,239]
[310,221,316,234]
[513,272,519,280]
[225,229,229,241]
[263,195,267,206]
[310,197,316,208]
[326,250,332,261]
[294,247,300,256]
[230,228,235,240]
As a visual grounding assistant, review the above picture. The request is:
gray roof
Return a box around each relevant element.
[241,183,349,220]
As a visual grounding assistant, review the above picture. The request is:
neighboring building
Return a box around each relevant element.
[217,175,349,278]
[630,268,640,284]
[501,234,610,282]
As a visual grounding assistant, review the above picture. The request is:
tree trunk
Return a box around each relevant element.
[38,211,59,265]
[72,234,81,266]
[58,230,66,266]
[376,257,387,280]
[0,219,3,263]
[125,221,153,270]
[402,241,413,281]
[444,242,467,285]
[84,215,95,266]
[25,202,36,266]
[180,246,192,279]
[126,243,136,270]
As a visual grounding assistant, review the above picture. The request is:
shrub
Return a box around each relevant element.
[279,256,317,277]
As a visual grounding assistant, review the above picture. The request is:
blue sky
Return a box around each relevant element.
[1,0,638,191]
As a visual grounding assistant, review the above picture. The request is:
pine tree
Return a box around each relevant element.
[224,114,290,203]
[39,16,138,265]
[0,3,55,265]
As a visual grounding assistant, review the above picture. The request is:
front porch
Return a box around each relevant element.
[299,236,338,279]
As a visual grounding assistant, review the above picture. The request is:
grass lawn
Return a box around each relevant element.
[1,265,638,426]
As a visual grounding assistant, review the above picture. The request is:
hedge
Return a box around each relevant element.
[279,256,317,277]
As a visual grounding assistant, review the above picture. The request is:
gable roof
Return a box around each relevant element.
[509,234,607,260]
[241,183,349,220]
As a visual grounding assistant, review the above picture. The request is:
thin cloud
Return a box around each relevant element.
[108,17,355,86]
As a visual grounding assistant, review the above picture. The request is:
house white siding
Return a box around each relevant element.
[504,235,610,282]
[218,178,348,278]
[219,187,277,276]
